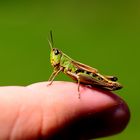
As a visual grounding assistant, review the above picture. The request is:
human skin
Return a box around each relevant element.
[0,81,130,140]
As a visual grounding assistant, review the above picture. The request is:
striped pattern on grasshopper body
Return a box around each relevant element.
[48,31,122,98]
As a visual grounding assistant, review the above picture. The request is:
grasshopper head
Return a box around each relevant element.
[48,31,62,67]
[50,48,62,66]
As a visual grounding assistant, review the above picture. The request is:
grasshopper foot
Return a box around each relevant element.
[78,91,81,99]
[47,81,53,87]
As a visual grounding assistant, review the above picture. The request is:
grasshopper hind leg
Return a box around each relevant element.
[105,76,118,82]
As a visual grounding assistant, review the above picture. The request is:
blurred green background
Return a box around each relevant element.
[0,0,139,139]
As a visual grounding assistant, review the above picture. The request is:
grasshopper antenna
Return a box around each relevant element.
[48,30,53,49]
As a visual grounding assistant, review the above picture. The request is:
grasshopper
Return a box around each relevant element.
[48,31,122,98]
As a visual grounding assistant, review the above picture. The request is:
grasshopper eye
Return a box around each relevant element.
[54,49,59,55]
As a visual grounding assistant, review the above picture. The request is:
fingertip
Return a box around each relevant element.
[27,81,130,139]
[56,100,130,140]
[27,81,124,116]
[27,81,119,112]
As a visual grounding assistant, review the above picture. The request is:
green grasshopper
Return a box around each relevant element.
[48,31,122,98]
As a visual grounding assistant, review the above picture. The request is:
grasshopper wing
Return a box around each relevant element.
[72,60,98,73]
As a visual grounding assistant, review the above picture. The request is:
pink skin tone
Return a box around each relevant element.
[0,81,130,140]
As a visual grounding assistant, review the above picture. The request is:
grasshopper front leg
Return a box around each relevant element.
[48,67,63,86]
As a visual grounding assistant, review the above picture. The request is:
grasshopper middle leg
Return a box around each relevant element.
[67,71,81,98]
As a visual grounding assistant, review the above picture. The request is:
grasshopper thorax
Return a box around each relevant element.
[50,48,62,67]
